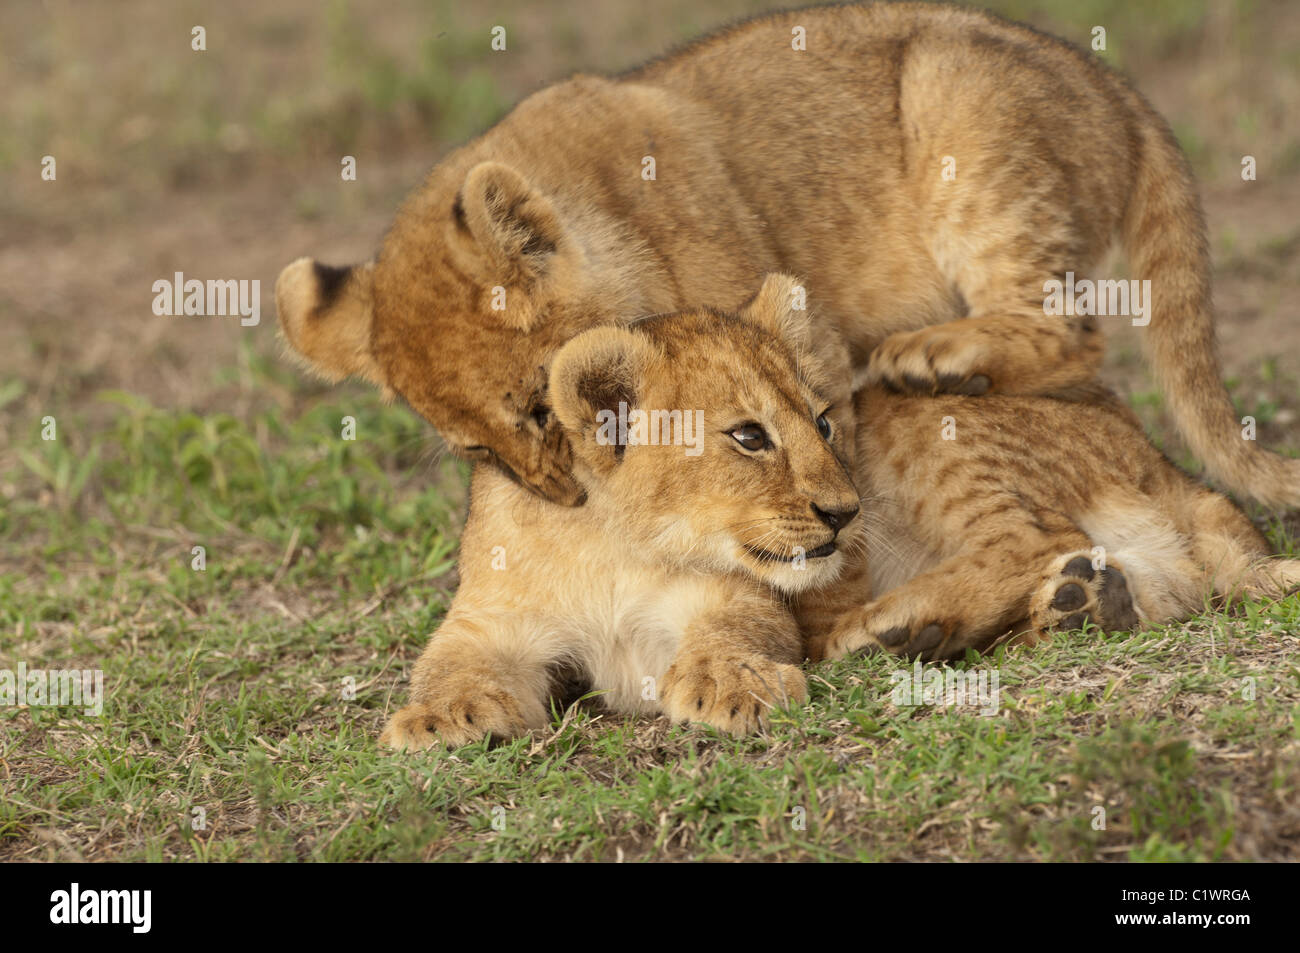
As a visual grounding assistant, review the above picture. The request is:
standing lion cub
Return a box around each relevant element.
[381,275,1300,750]
[278,2,1300,512]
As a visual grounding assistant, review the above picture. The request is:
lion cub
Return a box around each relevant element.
[381,275,860,749]
[277,3,1300,511]
[804,383,1300,662]
[382,274,1299,749]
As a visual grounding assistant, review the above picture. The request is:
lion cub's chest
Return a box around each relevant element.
[465,477,730,714]
[563,567,722,714]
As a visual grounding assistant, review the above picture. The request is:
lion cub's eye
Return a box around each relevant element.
[816,413,832,440]
[730,423,769,451]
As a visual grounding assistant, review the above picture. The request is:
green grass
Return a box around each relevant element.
[3,0,1300,862]
[3,361,1299,862]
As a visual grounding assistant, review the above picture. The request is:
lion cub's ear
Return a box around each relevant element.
[738,272,813,352]
[549,327,662,476]
[275,258,387,390]
[460,162,566,291]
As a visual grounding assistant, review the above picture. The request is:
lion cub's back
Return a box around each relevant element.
[856,388,1194,521]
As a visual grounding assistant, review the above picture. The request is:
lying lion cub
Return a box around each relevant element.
[383,276,1300,750]
[805,387,1300,663]
[381,274,860,749]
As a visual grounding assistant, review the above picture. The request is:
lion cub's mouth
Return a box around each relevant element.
[744,540,837,563]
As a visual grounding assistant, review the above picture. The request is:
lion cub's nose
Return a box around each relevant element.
[811,502,859,533]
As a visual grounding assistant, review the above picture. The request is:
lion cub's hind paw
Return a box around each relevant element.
[1031,552,1140,636]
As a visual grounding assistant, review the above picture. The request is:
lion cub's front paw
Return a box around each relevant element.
[864,325,993,396]
[380,680,542,752]
[1029,552,1141,637]
[658,653,806,734]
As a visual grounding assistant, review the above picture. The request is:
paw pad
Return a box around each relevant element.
[1032,552,1141,636]
[936,372,991,396]
[877,626,909,647]
[911,623,945,654]
[1050,582,1087,612]
[1061,556,1095,580]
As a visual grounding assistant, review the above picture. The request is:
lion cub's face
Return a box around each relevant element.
[550,274,861,595]
[275,160,633,508]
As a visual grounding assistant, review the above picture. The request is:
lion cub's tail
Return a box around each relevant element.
[1124,109,1300,510]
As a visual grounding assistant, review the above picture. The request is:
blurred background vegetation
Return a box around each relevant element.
[4,1,1298,200]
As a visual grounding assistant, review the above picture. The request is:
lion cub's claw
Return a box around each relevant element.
[381,684,536,752]
[659,654,806,734]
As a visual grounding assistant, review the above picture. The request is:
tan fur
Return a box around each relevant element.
[381,274,1299,749]
[381,276,854,749]
[277,2,1300,511]
[275,259,386,391]
[808,387,1300,661]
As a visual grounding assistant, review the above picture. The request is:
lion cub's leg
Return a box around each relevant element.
[1031,489,1300,634]
[381,614,553,752]
[867,186,1106,397]
[794,536,873,662]
[657,584,806,735]
[867,308,1104,398]
[819,524,1093,662]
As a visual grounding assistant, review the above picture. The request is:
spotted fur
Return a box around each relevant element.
[806,386,1300,661]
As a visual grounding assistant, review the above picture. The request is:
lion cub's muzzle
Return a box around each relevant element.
[492,454,587,507]
[533,471,588,507]
[489,432,588,507]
